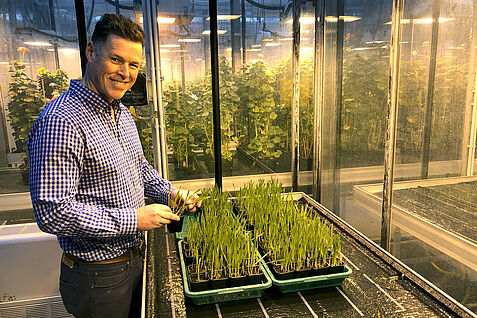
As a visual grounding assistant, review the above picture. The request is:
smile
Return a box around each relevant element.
[110,78,128,84]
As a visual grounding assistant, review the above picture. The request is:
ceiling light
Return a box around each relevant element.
[325,16,361,23]
[202,30,227,35]
[160,44,181,48]
[414,17,455,24]
[283,17,316,24]
[206,15,241,20]
[178,38,201,43]
[351,47,377,51]
[385,17,454,24]
[157,17,175,24]
[264,42,281,47]
[24,41,51,46]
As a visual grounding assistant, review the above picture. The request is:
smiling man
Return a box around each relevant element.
[28,14,199,317]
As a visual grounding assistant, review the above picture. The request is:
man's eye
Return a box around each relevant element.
[111,57,120,62]
[131,64,139,69]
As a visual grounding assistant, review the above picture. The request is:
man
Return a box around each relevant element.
[28,14,198,317]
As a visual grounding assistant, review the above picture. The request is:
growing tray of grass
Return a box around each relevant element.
[178,239,272,305]
[261,259,352,293]
[234,179,353,292]
[177,187,273,305]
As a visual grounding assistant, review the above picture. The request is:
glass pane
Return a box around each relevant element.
[321,0,392,240]
[157,0,212,181]
[391,0,477,312]
[0,0,82,225]
[160,0,296,182]
[221,0,293,178]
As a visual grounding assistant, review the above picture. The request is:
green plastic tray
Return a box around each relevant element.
[178,240,272,305]
[261,261,352,293]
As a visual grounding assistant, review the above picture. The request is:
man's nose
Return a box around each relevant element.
[118,64,129,79]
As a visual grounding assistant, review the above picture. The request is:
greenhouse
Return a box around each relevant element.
[0,0,476,317]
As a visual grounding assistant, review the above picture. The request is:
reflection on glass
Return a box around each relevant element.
[0,1,81,205]
[160,0,300,180]
[391,0,477,312]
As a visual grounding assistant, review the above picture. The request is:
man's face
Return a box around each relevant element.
[86,35,143,102]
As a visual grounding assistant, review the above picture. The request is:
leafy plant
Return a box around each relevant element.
[272,56,315,159]
[5,48,69,170]
[6,61,43,156]
[236,61,285,160]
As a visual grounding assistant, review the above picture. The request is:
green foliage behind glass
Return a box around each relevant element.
[162,48,468,172]
[6,62,69,159]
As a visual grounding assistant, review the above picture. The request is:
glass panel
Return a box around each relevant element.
[321,0,392,239]
[222,0,293,178]
[392,0,477,313]
[159,0,296,182]
[0,0,81,225]
[157,0,212,181]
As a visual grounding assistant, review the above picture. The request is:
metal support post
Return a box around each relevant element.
[381,0,404,251]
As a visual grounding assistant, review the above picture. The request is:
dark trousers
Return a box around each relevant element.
[59,254,143,318]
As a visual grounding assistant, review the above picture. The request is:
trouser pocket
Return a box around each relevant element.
[59,262,78,316]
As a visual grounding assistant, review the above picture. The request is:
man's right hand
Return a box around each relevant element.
[136,204,180,230]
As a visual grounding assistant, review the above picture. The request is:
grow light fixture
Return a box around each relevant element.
[325,16,361,23]
[24,41,51,46]
[206,15,241,20]
[283,16,361,24]
[178,38,201,43]
[351,47,378,51]
[283,16,316,24]
[157,17,176,24]
[414,17,455,24]
[138,16,176,24]
[264,42,281,47]
[202,30,227,35]
[385,17,454,24]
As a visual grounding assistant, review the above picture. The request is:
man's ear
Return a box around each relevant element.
[85,42,95,63]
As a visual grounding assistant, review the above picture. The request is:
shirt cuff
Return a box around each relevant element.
[118,207,138,234]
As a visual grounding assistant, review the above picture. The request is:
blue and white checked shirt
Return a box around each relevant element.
[28,79,173,261]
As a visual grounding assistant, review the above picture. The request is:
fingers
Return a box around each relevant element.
[137,204,180,230]
[174,189,202,212]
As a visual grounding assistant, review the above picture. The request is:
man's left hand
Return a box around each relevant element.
[170,189,201,213]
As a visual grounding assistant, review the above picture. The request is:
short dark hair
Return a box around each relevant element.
[91,14,145,47]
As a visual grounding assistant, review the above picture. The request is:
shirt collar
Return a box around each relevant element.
[70,79,122,115]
